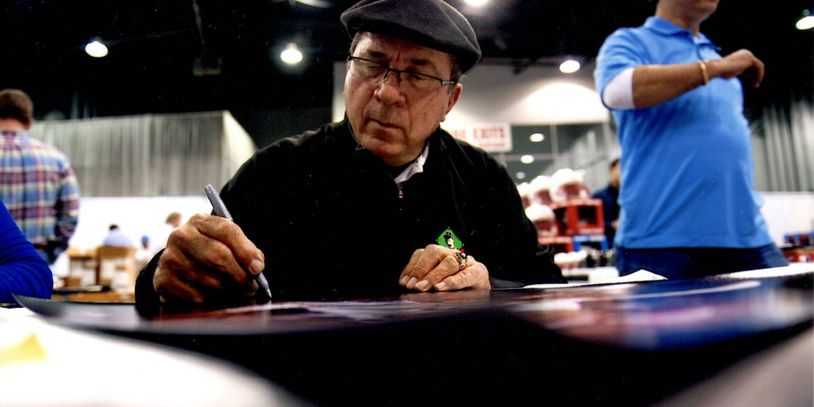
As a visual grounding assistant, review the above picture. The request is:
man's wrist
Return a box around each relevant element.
[697,60,709,85]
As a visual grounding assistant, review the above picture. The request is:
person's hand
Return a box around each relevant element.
[398,244,491,292]
[153,214,266,308]
[709,49,765,87]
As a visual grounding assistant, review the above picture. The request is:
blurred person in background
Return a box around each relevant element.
[102,224,134,247]
[135,235,153,271]
[149,211,182,255]
[591,158,620,248]
[0,89,80,265]
[594,0,787,278]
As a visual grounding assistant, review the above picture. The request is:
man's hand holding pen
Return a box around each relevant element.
[153,213,267,308]
[153,186,491,310]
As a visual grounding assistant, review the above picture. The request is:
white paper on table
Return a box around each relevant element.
[523,269,666,289]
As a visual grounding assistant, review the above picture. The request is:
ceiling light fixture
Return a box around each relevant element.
[520,155,535,164]
[280,43,303,65]
[796,9,814,30]
[84,38,108,58]
[464,0,489,6]
[559,58,580,74]
[529,133,545,143]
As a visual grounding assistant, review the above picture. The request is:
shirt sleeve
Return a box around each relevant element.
[602,67,635,109]
[594,28,647,108]
[0,202,53,303]
[54,158,80,249]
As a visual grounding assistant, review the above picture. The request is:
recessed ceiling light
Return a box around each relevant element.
[529,133,545,142]
[84,39,108,58]
[796,10,814,30]
[520,155,534,164]
[559,59,580,74]
[280,43,303,65]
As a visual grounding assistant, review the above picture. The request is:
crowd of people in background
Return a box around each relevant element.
[99,211,183,270]
[517,163,620,269]
[96,213,181,250]
[0,89,195,301]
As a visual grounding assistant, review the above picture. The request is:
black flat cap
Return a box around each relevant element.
[341,0,482,73]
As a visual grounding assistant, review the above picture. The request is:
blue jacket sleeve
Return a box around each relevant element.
[0,202,53,303]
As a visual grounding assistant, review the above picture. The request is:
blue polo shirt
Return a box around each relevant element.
[594,17,772,249]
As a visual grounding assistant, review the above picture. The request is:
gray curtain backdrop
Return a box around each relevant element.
[511,99,812,194]
[752,100,814,192]
[31,111,256,197]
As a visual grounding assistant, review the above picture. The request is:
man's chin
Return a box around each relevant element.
[358,131,395,149]
[359,139,404,164]
[366,142,398,158]
[365,120,408,141]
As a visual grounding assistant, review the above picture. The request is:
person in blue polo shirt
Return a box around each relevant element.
[593,0,788,279]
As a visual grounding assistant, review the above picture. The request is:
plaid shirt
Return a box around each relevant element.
[0,130,79,260]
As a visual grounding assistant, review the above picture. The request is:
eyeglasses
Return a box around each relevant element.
[347,56,457,94]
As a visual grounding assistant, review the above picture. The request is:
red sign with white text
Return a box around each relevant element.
[445,123,512,152]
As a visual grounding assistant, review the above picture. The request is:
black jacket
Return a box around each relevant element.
[136,121,563,314]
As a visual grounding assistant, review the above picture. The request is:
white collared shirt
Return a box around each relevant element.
[393,143,429,190]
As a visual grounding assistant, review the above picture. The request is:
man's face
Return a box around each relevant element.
[688,0,718,14]
[610,163,621,188]
[661,0,719,20]
[344,32,462,167]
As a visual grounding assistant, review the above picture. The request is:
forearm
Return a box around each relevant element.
[55,215,78,242]
[55,170,80,244]
[55,196,79,244]
[0,212,53,301]
[0,262,53,302]
[632,49,763,108]
[632,62,708,108]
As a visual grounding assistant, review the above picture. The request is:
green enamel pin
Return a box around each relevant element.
[437,227,464,250]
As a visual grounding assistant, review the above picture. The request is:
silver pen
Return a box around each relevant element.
[204,184,272,300]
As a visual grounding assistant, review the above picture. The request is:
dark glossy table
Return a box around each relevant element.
[18,266,813,406]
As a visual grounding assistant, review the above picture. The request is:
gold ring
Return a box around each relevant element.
[453,250,467,270]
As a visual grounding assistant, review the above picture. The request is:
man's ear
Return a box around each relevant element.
[440,83,463,122]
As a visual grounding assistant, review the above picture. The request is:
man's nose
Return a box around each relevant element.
[375,69,406,103]
[381,68,405,85]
